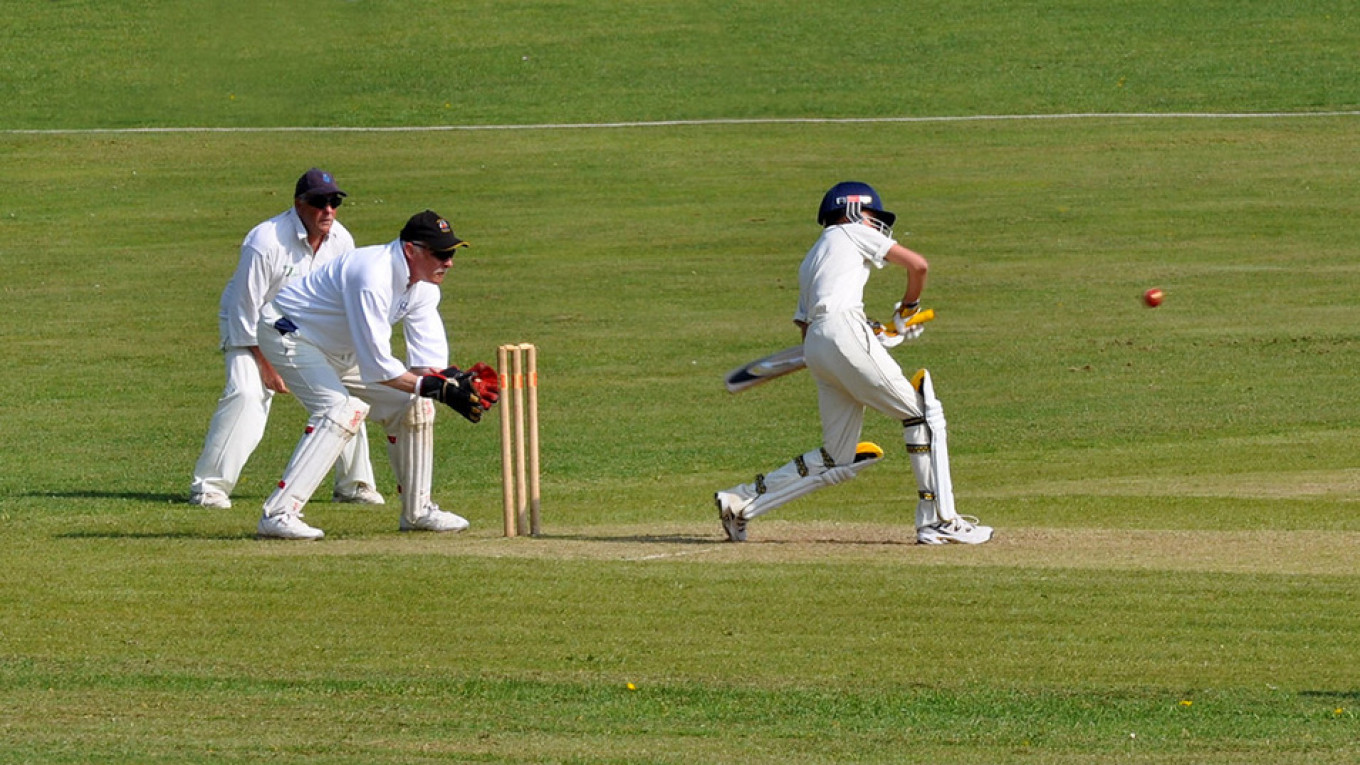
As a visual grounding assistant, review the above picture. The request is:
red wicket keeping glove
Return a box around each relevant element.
[465,362,500,408]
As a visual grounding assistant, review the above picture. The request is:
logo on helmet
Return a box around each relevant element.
[839,194,875,206]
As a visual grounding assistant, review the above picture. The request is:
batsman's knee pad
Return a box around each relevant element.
[743,442,885,520]
[386,398,436,520]
[264,397,369,516]
[905,369,957,527]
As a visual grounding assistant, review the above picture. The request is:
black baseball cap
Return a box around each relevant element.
[399,209,468,252]
[294,168,347,199]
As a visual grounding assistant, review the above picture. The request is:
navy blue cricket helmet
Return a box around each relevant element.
[817,181,897,231]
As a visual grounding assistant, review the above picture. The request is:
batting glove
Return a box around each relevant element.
[870,320,905,349]
[892,301,925,342]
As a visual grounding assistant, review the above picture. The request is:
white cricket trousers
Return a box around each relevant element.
[190,346,376,498]
[256,328,417,431]
[803,310,924,464]
[258,321,440,521]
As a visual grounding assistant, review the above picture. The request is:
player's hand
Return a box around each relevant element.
[417,368,487,423]
[260,367,291,395]
[869,321,905,349]
[465,362,500,407]
[892,301,925,342]
[254,352,291,395]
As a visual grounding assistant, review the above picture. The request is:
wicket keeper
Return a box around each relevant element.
[254,210,500,540]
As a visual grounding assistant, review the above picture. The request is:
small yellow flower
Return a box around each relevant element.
[1179,700,1193,707]
[626,682,637,691]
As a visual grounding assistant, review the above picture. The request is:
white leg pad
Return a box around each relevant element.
[386,397,436,525]
[906,369,958,527]
[332,421,378,495]
[262,397,369,517]
[740,446,883,520]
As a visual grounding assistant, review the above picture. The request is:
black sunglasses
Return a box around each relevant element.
[305,194,344,210]
[419,243,456,261]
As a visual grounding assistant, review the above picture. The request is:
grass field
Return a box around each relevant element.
[1,2,1358,763]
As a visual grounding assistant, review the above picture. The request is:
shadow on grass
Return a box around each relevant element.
[14,490,255,541]
[547,533,719,545]
[546,533,917,547]
[753,537,918,546]
[20,490,189,503]
[54,530,256,541]
[1300,689,1360,701]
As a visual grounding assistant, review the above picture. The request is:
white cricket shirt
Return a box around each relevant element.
[218,208,354,347]
[793,223,896,324]
[272,239,450,383]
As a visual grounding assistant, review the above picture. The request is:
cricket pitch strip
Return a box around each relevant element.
[245,522,1357,576]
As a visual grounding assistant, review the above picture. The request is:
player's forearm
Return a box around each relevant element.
[247,345,272,372]
[382,368,442,395]
[886,244,928,306]
[382,371,422,395]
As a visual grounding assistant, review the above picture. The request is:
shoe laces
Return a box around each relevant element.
[415,503,450,521]
[943,515,981,532]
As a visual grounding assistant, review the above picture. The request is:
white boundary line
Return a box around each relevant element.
[4,111,1360,135]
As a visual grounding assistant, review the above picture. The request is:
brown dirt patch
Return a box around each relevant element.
[274,522,1358,576]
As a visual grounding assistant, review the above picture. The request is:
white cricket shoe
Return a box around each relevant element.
[714,491,748,542]
[400,504,470,533]
[917,516,993,545]
[333,483,386,505]
[257,512,325,540]
[189,491,232,510]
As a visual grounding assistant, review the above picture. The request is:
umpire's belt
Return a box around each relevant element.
[273,316,299,335]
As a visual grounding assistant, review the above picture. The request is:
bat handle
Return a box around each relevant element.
[872,308,936,337]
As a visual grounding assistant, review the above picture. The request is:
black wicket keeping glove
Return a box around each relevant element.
[418,367,487,423]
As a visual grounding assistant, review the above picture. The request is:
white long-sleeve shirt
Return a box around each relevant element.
[218,208,354,348]
[272,239,449,383]
[793,224,896,324]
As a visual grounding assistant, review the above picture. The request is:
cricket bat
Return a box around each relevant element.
[724,309,935,394]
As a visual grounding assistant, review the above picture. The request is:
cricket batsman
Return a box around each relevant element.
[714,182,994,544]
